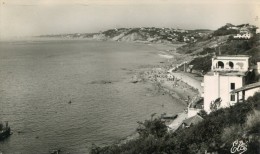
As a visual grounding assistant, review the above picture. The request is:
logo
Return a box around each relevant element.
[230,139,248,154]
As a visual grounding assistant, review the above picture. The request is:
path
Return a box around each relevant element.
[171,72,203,94]
[167,112,187,132]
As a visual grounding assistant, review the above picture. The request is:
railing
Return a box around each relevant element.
[212,67,242,71]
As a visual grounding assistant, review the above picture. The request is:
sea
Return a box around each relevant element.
[0,39,185,154]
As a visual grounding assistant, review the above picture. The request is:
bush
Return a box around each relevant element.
[213,25,238,36]
[90,92,260,154]
[245,110,260,134]
[189,55,212,72]
[137,117,168,138]
[200,47,215,55]
[197,110,207,118]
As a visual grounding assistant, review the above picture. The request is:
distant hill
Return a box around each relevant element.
[37,27,212,44]
[37,24,260,68]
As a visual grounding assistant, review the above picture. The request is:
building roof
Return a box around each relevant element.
[183,115,203,126]
[231,82,260,93]
[206,71,248,76]
[216,55,250,58]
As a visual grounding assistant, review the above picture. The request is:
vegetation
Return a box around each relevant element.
[0,123,3,130]
[219,34,259,56]
[198,47,216,55]
[184,24,260,73]
[136,116,168,139]
[90,92,260,154]
[189,55,212,73]
[212,24,238,36]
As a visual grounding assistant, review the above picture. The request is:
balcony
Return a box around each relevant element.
[212,67,241,72]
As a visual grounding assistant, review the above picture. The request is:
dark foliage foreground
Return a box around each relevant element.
[91,92,260,154]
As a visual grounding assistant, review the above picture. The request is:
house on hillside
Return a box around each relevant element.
[233,33,252,39]
[233,27,254,39]
[227,26,239,30]
[201,55,260,113]
[256,28,260,34]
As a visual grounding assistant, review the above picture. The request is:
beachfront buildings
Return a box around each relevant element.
[202,55,260,113]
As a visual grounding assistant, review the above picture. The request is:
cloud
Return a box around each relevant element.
[4,0,259,6]
[0,0,259,39]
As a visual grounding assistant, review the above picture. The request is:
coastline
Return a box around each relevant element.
[117,42,201,145]
[2,37,201,150]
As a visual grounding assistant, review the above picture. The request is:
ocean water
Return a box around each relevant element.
[0,40,185,154]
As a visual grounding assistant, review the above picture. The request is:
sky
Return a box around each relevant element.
[0,0,259,39]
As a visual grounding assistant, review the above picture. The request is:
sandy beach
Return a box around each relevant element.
[171,72,203,94]
[137,43,201,104]
[127,43,204,135]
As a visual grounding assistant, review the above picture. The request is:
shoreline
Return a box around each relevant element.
[117,43,201,145]
[2,38,201,149]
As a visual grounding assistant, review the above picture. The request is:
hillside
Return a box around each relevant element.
[178,23,260,73]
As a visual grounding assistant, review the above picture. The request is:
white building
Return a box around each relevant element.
[233,33,252,39]
[256,28,260,34]
[202,55,254,113]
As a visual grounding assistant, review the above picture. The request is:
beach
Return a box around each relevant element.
[113,42,203,145]
[127,42,204,135]
[134,43,201,104]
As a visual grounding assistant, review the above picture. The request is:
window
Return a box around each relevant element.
[229,61,234,69]
[231,83,235,90]
[217,61,224,68]
[230,94,236,101]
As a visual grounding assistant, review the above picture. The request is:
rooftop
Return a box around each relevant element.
[212,55,251,60]
[231,82,260,93]
[182,115,203,126]
[206,70,248,76]
[215,55,250,58]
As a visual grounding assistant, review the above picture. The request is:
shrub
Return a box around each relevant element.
[197,110,207,118]
[137,117,168,138]
[245,110,260,134]
[189,55,212,72]
[90,92,260,154]
[213,25,238,36]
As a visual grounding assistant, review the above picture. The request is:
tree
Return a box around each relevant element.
[198,110,207,118]
[136,116,168,138]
